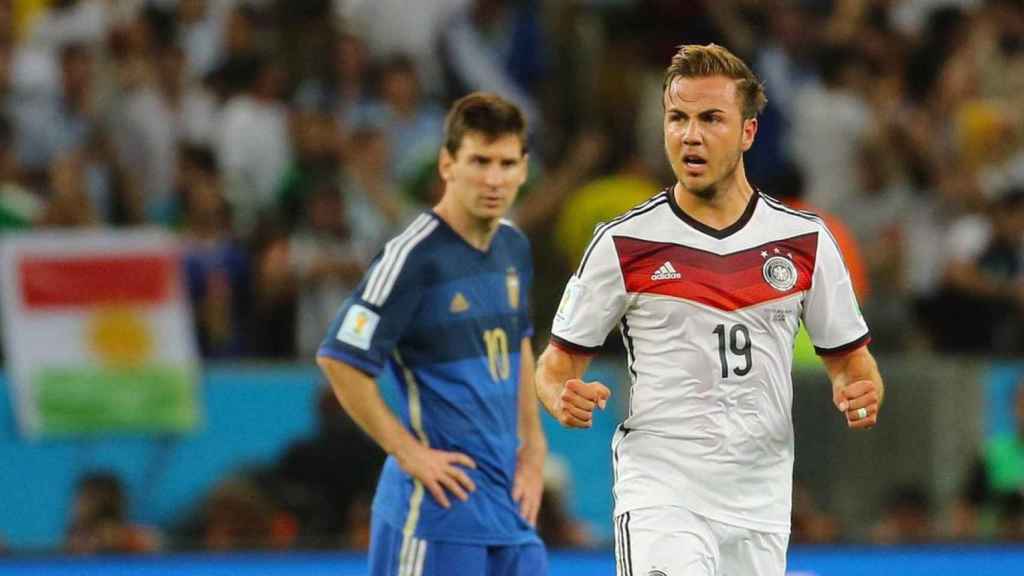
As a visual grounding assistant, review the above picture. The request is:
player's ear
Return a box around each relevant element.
[438,148,455,181]
[741,117,758,151]
[516,152,529,185]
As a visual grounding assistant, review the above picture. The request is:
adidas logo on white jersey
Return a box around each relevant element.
[650,261,681,280]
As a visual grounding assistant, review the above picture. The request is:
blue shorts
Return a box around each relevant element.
[368,516,548,576]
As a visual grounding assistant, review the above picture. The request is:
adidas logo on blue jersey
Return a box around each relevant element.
[650,261,681,280]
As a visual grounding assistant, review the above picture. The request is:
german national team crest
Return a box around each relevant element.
[506,267,520,310]
[762,255,798,291]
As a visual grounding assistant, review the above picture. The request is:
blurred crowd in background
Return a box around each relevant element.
[3,0,1024,556]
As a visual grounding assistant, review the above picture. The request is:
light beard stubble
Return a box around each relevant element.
[681,147,743,202]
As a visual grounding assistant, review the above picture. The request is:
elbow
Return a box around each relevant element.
[315,354,335,373]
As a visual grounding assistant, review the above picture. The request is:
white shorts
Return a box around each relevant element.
[614,506,789,576]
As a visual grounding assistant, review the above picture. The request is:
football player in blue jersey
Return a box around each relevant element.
[317,92,547,576]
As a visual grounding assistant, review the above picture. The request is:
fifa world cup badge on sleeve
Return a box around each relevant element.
[554,278,583,329]
[336,304,380,350]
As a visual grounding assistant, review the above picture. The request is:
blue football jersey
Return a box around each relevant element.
[317,212,537,546]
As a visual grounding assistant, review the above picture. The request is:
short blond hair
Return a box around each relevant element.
[663,44,767,119]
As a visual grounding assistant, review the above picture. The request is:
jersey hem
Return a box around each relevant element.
[614,502,791,535]
[371,511,542,547]
[314,347,383,377]
[550,334,600,355]
[815,331,871,356]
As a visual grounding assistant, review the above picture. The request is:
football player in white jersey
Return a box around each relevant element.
[535,44,885,576]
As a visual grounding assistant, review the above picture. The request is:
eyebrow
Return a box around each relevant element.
[666,107,727,115]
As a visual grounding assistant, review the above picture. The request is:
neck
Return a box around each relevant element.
[674,161,754,230]
[433,197,499,252]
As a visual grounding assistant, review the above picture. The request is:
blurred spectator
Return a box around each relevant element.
[289,182,368,358]
[0,115,44,228]
[269,0,335,89]
[752,3,820,130]
[767,161,870,301]
[536,456,593,550]
[26,0,109,52]
[552,138,660,270]
[179,144,251,358]
[343,0,467,97]
[12,41,99,181]
[64,471,161,554]
[216,52,291,237]
[189,475,297,551]
[247,221,297,358]
[839,145,915,350]
[176,0,229,80]
[270,385,385,548]
[299,32,372,126]
[340,124,406,244]
[0,34,15,112]
[870,484,935,544]
[788,43,877,213]
[931,187,1024,354]
[276,105,341,229]
[957,380,1024,540]
[40,149,99,227]
[513,130,607,235]
[221,3,264,62]
[350,53,444,186]
[790,481,841,544]
[440,0,545,125]
[111,40,218,223]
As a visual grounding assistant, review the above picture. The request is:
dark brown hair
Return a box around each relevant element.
[443,92,527,156]
[663,44,767,119]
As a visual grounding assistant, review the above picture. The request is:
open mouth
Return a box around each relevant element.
[683,155,707,169]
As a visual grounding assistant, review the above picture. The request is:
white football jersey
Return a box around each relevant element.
[551,189,869,533]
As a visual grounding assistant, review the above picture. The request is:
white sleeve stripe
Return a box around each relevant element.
[366,218,438,306]
[363,215,432,304]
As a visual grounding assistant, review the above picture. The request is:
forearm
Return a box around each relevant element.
[534,344,590,416]
[824,346,884,405]
[316,356,421,458]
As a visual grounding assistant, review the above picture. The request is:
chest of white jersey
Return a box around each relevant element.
[551,190,869,532]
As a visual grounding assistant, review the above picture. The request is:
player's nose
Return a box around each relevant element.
[682,120,703,145]
[483,164,505,187]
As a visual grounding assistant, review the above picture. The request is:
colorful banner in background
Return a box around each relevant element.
[0,230,200,438]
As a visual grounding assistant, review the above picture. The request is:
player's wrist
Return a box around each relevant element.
[390,433,424,465]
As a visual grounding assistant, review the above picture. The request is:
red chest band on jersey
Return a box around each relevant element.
[613,233,818,311]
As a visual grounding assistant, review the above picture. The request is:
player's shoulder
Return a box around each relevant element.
[384,212,446,258]
[756,191,828,233]
[593,189,673,238]
[498,218,530,246]
[362,213,443,305]
[500,218,537,264]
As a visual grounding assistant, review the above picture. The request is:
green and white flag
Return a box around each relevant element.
[0,230,201,437]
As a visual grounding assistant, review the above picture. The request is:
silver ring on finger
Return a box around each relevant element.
[855,407,868,420]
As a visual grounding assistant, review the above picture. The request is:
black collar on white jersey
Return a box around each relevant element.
[667,186,759,239]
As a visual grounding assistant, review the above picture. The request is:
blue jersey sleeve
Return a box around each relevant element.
[316,246,427,376]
